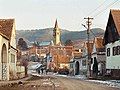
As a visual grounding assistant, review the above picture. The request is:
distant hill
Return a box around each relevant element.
[16,28,104,46]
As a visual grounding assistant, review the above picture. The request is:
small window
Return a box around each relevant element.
[82,60,86,66]
[117,46,120,55]
[107,48,110,56]
[11,54,15,63]
[113,47,116,56]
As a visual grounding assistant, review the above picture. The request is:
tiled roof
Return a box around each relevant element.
[111,10,120,35]
[73,52,82,58]
[94,37,104,49]
[85,41,94,54]
[0,19,14,40]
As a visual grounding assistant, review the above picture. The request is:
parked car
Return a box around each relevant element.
[58,67,69,75]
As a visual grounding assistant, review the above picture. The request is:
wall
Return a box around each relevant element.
[10,22,16,48]
[106,40,120,69]
[16,66,25,78]
[0,35,9,80]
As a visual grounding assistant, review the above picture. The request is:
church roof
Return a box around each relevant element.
[0,19,14,40]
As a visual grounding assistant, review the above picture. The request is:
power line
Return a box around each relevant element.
[79,0,109,25]
[86,0,108,17]
[80,0,120,32]
[90,0,120,30]
[93,0,119,18]
[90,29,104,48]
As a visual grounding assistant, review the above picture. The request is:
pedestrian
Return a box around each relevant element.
[41,68,44,74]
[38,69,40,74]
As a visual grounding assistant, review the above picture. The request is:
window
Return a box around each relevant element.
[82,60,86,66]
[113,47,116,56]
[107,48,110,56]
[117,46,120,55]
[112,46,120,56]
[11,54,15,63]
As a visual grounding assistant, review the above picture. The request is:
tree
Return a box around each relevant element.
[21,59,28,76]
[65,39,73,46]
[17,38,28,50]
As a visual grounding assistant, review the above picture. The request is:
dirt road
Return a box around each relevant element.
[57,76,119,90]
[0,75,119,90]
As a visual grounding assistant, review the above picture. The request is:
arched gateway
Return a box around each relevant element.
[75,61,79,75]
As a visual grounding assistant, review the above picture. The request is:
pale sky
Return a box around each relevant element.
[0,0,120,31]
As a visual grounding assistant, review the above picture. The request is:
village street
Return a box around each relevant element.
[0,75,119,90]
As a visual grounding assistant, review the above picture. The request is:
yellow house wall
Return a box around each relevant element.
[10,21,16,48]
[9,48,17,79]
[9,22,17,79]
[0,35,9,80]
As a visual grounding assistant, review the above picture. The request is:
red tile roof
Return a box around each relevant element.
[94,37,104,48]
[0,19,14,40]
[111,10,120,35]
[85,41,94,54]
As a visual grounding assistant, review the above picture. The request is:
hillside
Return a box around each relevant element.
[16,28,104,45]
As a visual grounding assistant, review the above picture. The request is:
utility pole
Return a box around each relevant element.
[84,17,93,78]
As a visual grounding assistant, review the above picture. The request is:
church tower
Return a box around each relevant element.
[53,19,61,45]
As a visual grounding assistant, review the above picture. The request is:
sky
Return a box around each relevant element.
[0,0,120,31]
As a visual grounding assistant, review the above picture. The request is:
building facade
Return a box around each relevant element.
[103,10,120,78]
[0,19,17,80]
[91,37,106,77]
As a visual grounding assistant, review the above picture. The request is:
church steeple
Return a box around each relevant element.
[53,19,61,45]
[54,19,58,28]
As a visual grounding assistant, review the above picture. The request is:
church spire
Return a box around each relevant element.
[53,19,61,45]
[54,19,58,28]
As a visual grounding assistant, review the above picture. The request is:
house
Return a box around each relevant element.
[91,37,106,77]
[28,45,39,62]
[50,46,73,69]
[103,10,120,78]
[70,48,83,75]
[38,41,52,69]
[0,19,17,80]
[69,41,92,76]
[82,41,94,77]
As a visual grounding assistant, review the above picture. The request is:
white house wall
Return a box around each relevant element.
[106,41,120,69]
[74,57,87,75]
[9,21,17,79]
[92,43,97,54]
[80,58,87,71]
